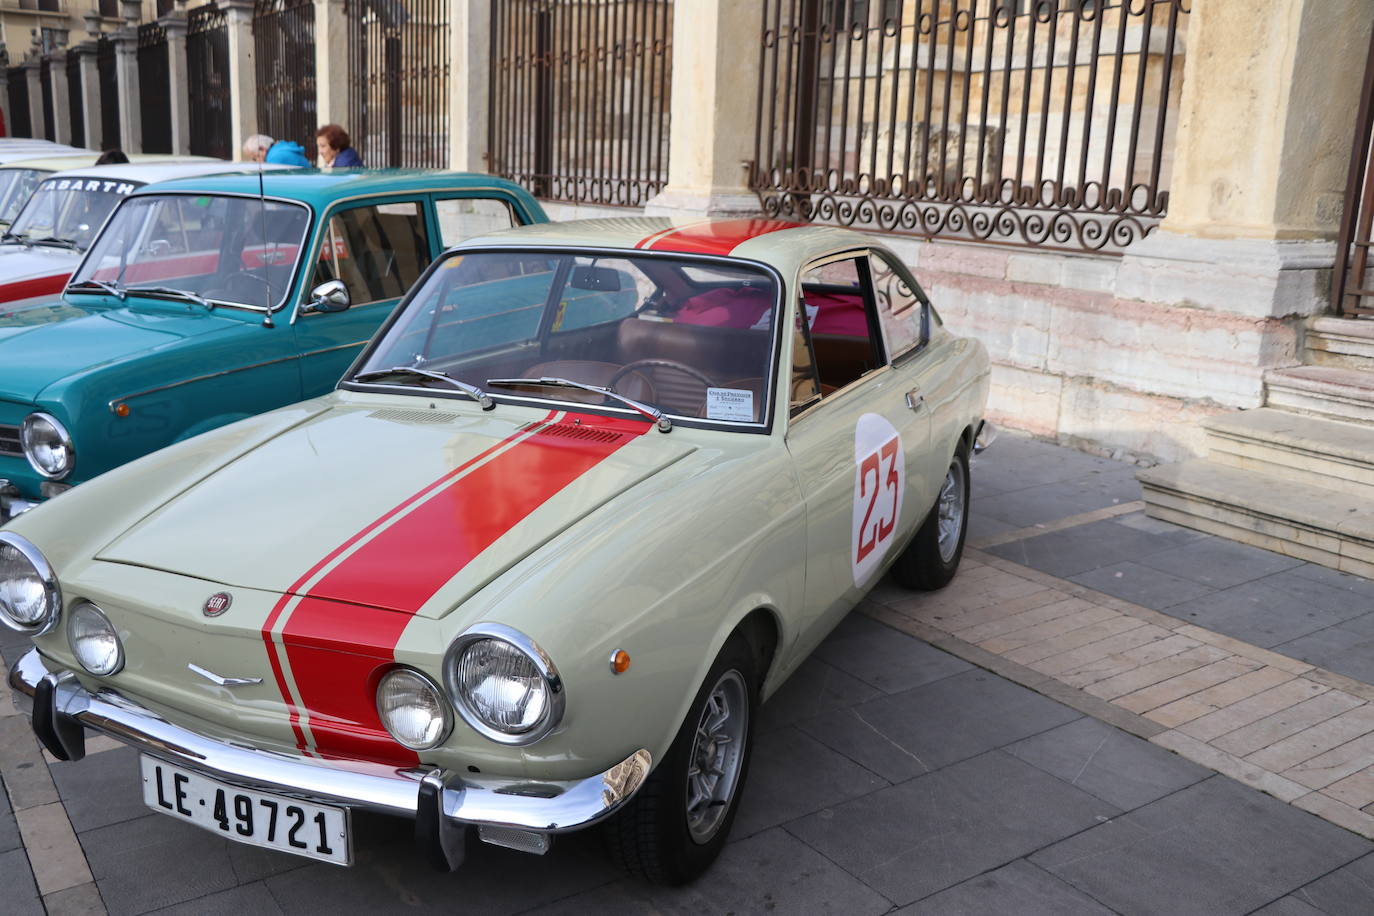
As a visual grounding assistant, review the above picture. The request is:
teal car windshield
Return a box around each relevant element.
[7,177,141,250]
[0,168,46,226]
[355,250,780,425]
[69,194,310,310]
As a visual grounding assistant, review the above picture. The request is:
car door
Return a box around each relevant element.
[293,197,433,396]
[783,250,938,653]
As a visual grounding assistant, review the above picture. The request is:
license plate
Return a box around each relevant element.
[140,756,351,865]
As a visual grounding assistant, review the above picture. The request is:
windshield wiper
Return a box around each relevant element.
[486,377,671,432]
[354,366,494,410]
[65,278,125,299]
[123,285,215,311]
[0,231,31,247]
[30,236,78,251]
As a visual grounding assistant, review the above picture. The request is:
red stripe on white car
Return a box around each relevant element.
[0,273,66,304]
[264,412,647,764]
[637,219,804,256]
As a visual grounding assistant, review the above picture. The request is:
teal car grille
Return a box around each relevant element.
[0,425,19,457]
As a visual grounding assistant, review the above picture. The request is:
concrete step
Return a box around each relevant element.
[1265,366,1374,424]
[1307,316,1374,370]
[1138,459,1374,579]
[1205,408,1374,502]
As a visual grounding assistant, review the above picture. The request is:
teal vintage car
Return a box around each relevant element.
[0,170,545,521]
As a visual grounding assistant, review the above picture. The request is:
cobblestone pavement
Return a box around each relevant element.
[4,433,1374,914]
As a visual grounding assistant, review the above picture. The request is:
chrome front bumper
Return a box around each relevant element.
[0,479,39,524]
[9,648,652,869]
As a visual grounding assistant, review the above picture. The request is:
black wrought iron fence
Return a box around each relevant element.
[254,0,317,159]
[66,51,84,149]
[489,0,672,207]
[188,3,232,159]
[138,22,173,153]
[97,35,120,150]
[39,58,54,141]
[751,0,1190,253]
[7,67,31,138]
[345,0,450,167]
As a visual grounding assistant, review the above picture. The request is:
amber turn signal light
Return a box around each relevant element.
[609,649,631,675]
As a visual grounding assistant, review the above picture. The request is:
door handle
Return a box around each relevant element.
[905,388,925,412]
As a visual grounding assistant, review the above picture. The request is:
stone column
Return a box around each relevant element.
[448,0,488,173]
[641,0,761,219]
[49,54,71,145]
[113,29,141,153]
[24,62,45,140]
[162,15,191,154]
[75,42,101,150]
[223,0,257,159]
[313,0,348,132]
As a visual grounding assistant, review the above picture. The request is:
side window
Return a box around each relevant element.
[800,256,884,395]
[789,308,821,413]
[434,197,516,248]
[313,201,430,306]
[869,250,925,358]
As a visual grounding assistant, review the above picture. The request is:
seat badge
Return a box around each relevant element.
[203,592,232,617]
[188,663,262,688]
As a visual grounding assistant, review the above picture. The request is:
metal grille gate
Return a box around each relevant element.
[188,3,232,159]
[7,68,31,138]
[345,0,450,168]
[97,36,120,150]
[751,0,1191,253]
[67,51,84,149]
[1334,26,1374,316]
[489,0,673,207]
[254,0,317,160]
[138,22,173,153]
[39,59,54,141]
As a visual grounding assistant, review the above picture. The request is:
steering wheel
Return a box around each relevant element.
[608,359,717,390]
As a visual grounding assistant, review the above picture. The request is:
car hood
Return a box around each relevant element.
[0,246,79,296]
[0,299,238,402]
[96,402,697,616]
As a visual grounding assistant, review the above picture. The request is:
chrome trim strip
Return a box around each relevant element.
[10,649,650,831]
[107,340,369,413]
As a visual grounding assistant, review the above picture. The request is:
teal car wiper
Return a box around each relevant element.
[353,366,495,410]
[486,376,671,432]
[65,279,126,299]
[123,285,216,311]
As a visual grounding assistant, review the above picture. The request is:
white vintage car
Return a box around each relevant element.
[0,159,291,304]
[3,218,991,883]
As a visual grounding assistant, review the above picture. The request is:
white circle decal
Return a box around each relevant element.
[851,413,905,586]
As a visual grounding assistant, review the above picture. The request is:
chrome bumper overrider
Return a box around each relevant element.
[9,648,652,869]
[0,479,38,524]
[973,420,998,456]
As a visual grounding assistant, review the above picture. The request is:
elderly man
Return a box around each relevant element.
[241,133,311,167]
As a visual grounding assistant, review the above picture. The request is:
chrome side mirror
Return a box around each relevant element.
[304,279,351,314]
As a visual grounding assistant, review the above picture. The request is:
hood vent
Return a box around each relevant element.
[367,408,459,425]
[530,422,628,444]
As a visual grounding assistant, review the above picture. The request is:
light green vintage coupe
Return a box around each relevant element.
[3,218,990,883]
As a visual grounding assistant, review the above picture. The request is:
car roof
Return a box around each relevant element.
[0,146,88,164]
[456,217,881,277]
[41,160,295,185]
[136,168,535,204]
[0,153,217,172]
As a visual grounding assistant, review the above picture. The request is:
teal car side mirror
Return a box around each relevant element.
[303,280,351,314]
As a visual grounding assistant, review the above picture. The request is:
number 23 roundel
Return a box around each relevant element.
[851,413,905,586]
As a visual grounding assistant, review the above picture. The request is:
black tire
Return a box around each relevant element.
[892,441,970,591]
[605,635,757,885]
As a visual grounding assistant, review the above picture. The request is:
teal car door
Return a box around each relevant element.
[293,198,434,396]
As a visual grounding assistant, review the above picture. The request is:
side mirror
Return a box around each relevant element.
[304,279,351,314]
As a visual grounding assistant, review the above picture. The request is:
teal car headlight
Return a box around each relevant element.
[0,533,61,634]
[20,412,74,480]
[445,624,565,746]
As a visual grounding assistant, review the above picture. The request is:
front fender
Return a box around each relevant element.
[174,412,255,443]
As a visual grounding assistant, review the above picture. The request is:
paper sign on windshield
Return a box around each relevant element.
[706,387,755,422]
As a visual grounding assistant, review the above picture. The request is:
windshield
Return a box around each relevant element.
[7,176,141,249]
[0,168,47,226]
[69,194,311,310]
[354,250,780,426]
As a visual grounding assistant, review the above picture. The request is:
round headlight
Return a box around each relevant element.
[68,601,122,676]
[376,668,451,750]
[0,533,60,634]
[445,625,564,745]
[20,412,74,480]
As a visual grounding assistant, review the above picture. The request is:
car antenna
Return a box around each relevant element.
[258,158,274,328]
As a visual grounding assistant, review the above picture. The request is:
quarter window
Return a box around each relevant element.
[434,197,516,247]
[312,201,431,306]
[799,256,884,395]
[869,250,926,358]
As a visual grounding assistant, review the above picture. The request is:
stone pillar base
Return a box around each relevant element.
[641,188,764,221]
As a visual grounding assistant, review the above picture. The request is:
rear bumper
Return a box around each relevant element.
[9,648,651,867]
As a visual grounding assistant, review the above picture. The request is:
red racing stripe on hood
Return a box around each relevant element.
[636,219,805,256]
[268,412,647,764]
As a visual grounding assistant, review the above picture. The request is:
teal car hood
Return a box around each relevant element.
[0,300,240,402]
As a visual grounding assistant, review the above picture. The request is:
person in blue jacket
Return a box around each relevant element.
[316,124,364,168]
[241,134,312,167]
